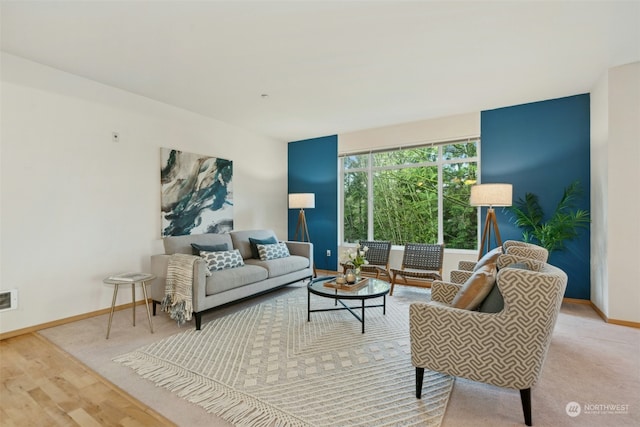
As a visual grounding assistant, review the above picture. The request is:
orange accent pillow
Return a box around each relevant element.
[452,264,498,310]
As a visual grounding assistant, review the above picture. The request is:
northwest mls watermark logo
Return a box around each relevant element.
[566,402,581,417]
[566,401,630,417]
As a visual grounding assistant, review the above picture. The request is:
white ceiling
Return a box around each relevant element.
[2,1,639,142]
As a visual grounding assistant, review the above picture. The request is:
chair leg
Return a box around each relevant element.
[520,388,532,426]
[416,367,424,398]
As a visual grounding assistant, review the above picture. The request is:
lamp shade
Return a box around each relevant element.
[288,193,315,209]
[469,184,513,207]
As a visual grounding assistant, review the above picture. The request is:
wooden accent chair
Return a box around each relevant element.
[409,255,567,426]
[389,243,444,296]
[342,240,392,280]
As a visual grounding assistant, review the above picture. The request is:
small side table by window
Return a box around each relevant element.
[103,272,156,339]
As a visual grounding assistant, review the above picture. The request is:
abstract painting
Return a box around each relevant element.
[161,148,233,237]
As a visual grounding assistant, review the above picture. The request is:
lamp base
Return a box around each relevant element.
[478,207,503,260]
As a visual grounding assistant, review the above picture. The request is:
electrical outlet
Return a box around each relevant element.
[326,249,331,257]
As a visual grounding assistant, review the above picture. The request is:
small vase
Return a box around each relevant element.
[354,268,361,281]
[345,269,357,284]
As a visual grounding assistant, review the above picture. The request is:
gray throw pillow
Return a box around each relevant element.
[479,262,529,313]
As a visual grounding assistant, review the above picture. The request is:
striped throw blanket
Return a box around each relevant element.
[161,253,201,326]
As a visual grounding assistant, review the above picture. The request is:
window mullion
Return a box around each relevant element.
[437,146,444,244]
[367,153,374,240]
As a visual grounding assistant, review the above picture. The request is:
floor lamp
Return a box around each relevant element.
[289,193,316,276]
[470,183,513,260]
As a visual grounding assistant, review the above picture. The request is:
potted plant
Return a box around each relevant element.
[507,180,590,253]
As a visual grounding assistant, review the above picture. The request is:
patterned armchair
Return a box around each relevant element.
[409,257,567,426]
[450,241,549,285]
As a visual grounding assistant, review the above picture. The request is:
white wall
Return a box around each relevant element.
[0,53,288,333]
[338,112,481,278]
[339,112,480,155]
[590,66,609,314]
[591,61,640,323]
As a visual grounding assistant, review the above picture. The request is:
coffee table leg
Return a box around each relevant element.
[361,298,365,334]
[131,283,136,327]
[106,284,119,339]
[307,287,310,322]
[383,294,386,315]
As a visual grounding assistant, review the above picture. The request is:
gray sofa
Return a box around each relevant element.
[150,229,313,329]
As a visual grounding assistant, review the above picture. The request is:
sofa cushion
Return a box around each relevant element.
[257,242,290,261]
[245,255,310,278]
[163,233,233,255]
[473,246,503,272]
[201,249,245,271]
[205,265,269,295]
[191,242,229,255]
[451,264,497,310]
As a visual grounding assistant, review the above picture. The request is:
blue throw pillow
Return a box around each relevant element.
[249,236,277,259]
[191,242,229,255]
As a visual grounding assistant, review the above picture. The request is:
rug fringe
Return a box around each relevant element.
[113,352,308,427]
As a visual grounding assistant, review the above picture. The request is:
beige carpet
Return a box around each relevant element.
[38,281,640,426]
[113,285,452,426]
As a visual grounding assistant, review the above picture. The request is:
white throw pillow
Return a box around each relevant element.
[201,249,244,271]
[257,243,290,261]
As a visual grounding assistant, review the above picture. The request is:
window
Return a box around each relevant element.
[341,139,479,249]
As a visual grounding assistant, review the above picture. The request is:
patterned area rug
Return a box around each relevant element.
[114,285,453,426]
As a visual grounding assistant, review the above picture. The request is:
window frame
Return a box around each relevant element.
[339,138,481,249]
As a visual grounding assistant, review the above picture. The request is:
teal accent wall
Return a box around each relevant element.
[288,135,338,271]
[481,94,591,299]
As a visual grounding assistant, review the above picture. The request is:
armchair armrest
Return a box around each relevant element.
[497,254,545,271]
[430,281,462,305]
[449,270,473,285]
[458,260,476,271]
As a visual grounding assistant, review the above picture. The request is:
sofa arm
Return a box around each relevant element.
[149,253,208,313]
[150,254,170,302]
[431,280,462,304]
[285,241,314,268]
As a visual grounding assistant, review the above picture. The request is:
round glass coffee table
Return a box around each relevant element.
[307,276,390,333]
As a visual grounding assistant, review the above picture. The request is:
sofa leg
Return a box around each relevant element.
[195,313,202,330]
[416,367,424,399]
[520,388,532,426]
[152,300,157,316]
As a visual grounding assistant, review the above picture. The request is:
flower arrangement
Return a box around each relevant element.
[340,242,369,270]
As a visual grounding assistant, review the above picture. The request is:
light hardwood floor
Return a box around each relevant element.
[0,332,174,426]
